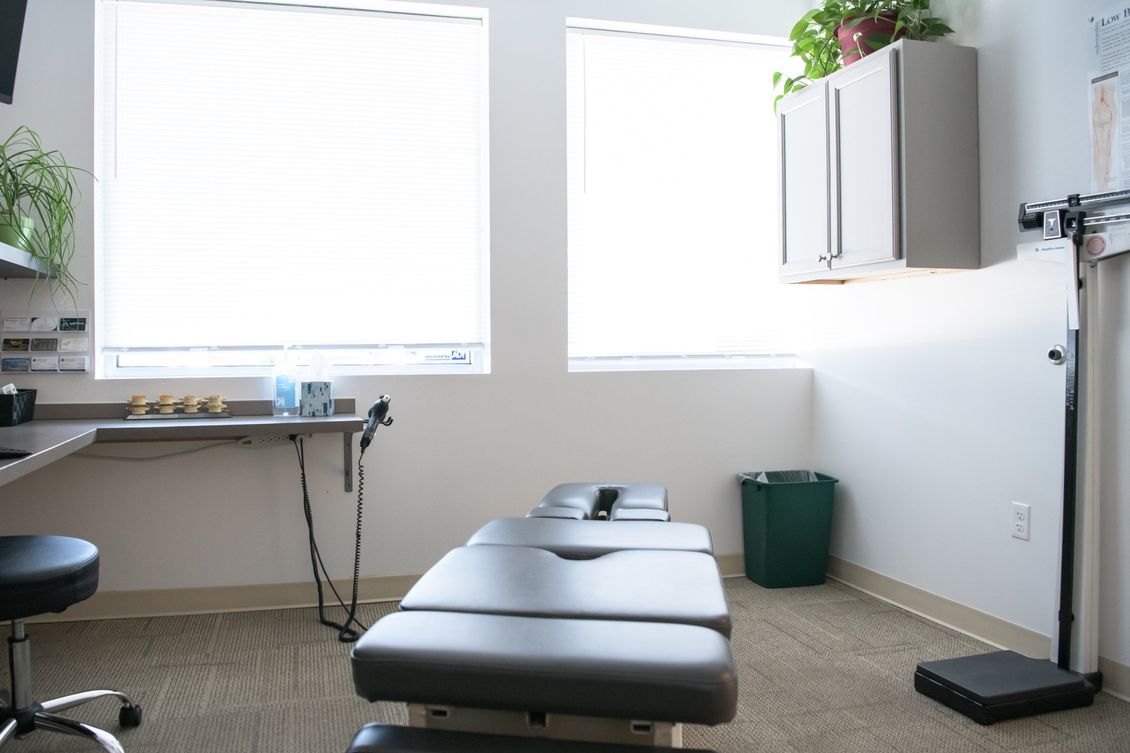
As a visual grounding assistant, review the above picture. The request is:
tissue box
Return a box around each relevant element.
[0,388,36,426]
[300,381,334,417]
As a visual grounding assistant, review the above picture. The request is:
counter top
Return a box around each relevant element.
[0,400,364,488]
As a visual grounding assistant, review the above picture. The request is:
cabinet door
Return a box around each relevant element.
[778,83,830,277]
[830,51,900,268]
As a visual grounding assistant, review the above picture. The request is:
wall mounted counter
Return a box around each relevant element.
[0,398,363,489]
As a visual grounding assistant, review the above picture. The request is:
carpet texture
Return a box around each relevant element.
[5,578,1128,752]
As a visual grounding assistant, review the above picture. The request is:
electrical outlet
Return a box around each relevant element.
[1011,501,1030,541]
[237,435,291,449]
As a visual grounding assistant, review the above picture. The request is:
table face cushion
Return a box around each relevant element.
[466,518,715,558]
[400,545,731,637]
[609,508,670,522]
[526,506,588,520]
[532,483,669,520]
[350,610,737,725]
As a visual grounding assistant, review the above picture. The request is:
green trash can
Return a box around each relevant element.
[737,470,838,588]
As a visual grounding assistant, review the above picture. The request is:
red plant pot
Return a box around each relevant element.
[836,12,905,65]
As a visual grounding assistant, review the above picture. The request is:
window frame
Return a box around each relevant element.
[564,19,796,373]
[93,0,492,379]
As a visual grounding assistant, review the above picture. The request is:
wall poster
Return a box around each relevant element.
[1090,5,1130,191]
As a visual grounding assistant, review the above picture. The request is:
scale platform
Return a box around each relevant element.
[914,651,1097,725]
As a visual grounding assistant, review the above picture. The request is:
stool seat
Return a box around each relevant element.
[0,536,99,621]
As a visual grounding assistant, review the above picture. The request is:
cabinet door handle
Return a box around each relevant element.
[831,251,843,260]
[817,254,829,262]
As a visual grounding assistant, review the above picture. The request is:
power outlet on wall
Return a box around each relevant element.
[237,435,291,449]
[1011,501,1030,541]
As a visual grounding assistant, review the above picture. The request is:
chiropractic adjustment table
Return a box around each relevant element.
[347,483,737,753]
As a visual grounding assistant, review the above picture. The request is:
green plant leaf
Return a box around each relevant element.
[863,33,893,48]
[773,0,951,107]
[0,125,88,305]
[790,11,818,40]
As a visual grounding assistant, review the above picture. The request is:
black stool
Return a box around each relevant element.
[0,536,142,752]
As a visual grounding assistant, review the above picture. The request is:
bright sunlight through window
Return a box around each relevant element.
[567,22,794,371]
[97,0,488,377]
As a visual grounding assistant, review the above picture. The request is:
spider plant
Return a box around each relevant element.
[0,125,87,302]
[773,0,954,110]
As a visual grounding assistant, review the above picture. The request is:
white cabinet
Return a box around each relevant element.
[778,40,979,283]
[778,84,831,278]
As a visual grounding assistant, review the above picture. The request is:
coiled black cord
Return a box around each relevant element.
[294,435,367,642]
[346,457,366,635]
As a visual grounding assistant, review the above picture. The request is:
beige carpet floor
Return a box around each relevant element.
[5,578,1128,753]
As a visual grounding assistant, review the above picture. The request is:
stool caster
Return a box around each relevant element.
[119,705,142,728]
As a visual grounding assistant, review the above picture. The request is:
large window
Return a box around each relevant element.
[97,0,489,377]
[567,22,793,370]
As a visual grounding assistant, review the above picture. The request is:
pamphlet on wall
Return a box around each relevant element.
[0,311,90,373]
[1089,5,1130,191]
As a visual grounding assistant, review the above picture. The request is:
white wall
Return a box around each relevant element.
[803,0,1130,669]
[9,0,1124,675]
[0,1,813,586]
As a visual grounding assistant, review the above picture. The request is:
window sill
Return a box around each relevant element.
[567,354,798,373]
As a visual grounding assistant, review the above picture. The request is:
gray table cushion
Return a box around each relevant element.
[466,518,714,558]
[401,545,730,636]
[351,611,737,725]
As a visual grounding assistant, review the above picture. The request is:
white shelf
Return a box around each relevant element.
[0,240,48,279]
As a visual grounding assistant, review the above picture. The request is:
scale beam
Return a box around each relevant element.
[1019,188,1130,263]
[1018,188,1130,229]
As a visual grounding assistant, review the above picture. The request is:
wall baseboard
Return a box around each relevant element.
[30,574,419,622]
[715,552,744,578]
[827,556,1050,656]
[42,554,749,621]
[826,555,1129,700]
[1098,656,1130,701]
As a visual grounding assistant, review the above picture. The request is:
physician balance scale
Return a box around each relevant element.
[914,188,1130,724]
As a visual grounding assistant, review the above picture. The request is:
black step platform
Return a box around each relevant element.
[914,650,1096,725]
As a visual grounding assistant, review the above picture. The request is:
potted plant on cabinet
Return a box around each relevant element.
[773,0,954,109]
[0,125,86,301]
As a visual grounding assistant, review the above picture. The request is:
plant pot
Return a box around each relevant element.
[836,12,904,66]
[0,212,34,251]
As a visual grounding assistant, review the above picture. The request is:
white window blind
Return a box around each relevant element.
[566,25,792,369]
[98,0,488,375]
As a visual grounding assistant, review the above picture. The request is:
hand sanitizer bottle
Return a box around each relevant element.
[272,349,299,416]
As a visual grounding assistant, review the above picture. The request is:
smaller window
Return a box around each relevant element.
[566,22,795,371]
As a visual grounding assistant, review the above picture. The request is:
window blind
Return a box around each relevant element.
[566,26,792,365]
[99,0,488,365]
